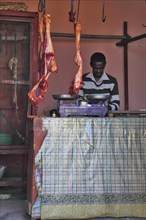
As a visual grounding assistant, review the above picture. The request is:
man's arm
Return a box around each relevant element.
[108,79,120,110]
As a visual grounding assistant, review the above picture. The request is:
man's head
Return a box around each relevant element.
[90,52,106,80]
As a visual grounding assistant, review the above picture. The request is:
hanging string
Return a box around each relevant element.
[38,0,46,13]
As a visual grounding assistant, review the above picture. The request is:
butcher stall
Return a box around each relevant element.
[0,1,146,220]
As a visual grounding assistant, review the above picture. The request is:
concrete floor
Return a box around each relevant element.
[0,188,145,220]
[0,199,30,220]
[0,187,30,220]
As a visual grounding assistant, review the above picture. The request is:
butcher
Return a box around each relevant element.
[71,52,120,111]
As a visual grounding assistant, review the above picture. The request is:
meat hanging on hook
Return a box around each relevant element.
[68,0,83,95]
[28,14,58,109]
[72,21,83,94]
[69,21,83,95]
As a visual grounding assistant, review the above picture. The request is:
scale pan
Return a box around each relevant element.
[85,94,110,101]
[52,94,80,100]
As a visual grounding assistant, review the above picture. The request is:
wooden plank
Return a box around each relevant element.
[0,145,28,154]
[0,177,26,187]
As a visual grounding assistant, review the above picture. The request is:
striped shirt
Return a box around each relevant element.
[78,72,120,110]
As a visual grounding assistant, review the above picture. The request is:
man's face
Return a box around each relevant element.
[91,61,106,79]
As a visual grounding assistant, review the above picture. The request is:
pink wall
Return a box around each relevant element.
[3,0,146,115]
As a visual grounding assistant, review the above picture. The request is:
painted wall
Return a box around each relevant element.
[2,0,146,115]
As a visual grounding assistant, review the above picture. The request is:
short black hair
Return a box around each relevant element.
[90,52,106,64]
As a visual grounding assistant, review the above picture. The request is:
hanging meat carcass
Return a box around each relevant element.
[69,21,83,95]
[28,13,58,109]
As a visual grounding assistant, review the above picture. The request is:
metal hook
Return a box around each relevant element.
[68,0,76,23]
[76,0,81,22]
[102,0,106,22]
[38,0,46,13]
[142,24,146,27]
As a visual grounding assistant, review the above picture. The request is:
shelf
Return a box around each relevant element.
[0,177,26,187]
[0,10,39,198]
[1,35,28,42]
[0,79,29,86]
[0,145,28,154]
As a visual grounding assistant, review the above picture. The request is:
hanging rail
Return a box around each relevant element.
[0,33,127,41]
[49,32,127,40]
[116,33,146,46]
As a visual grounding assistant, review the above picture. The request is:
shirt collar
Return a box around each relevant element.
[89,71,109,84]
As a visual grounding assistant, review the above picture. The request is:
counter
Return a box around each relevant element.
[28,117,146,219]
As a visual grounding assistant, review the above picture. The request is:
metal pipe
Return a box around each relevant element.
[123,22,129,110]
[1,32,126,41]
[50,32,126,40]
[124,33,146,43]
[116,33,146,46]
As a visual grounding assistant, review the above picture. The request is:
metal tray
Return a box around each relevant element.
[52,94,80,100]
[85,94,110,101]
